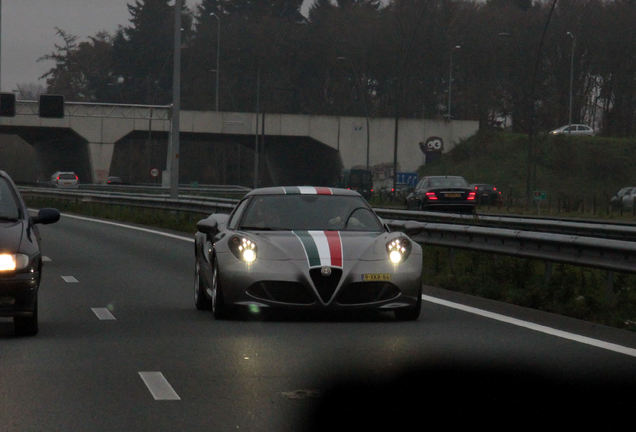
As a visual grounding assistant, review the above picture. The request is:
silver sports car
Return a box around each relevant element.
[194,186,423,320]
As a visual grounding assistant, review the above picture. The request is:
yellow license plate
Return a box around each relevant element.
[362,273,391,281]
[445,193,461,198]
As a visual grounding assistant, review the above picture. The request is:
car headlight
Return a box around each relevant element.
[229,236,257,263]
[386,237,411,264]
[0,253,29,272]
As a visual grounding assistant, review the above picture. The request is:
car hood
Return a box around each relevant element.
[0,220,24,252]
[236,230,400,262]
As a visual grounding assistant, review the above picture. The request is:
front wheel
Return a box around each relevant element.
[14,297,39,336]
[211,259,231,319]
[194,261,211,310]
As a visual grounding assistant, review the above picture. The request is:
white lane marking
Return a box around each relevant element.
[42,256,52,262]
[33,210,194,243]
[61,275,79,283]
[91,307,116,320]
[138,372,181,400]
[422,294,636,358]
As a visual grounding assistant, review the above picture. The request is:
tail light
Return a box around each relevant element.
[370,188,374,192]
[57,176,60,180]
[493,187,497,191]
[425,192,438,201]
[467,192,476,200]
[75,175,79,180]
[474,186,478,190]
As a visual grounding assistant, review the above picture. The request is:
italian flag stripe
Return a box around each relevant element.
[294,230,343,268]
[324,230,343,267]
[294,230,321,267]
[284,186,333,195]
[314,187,333,195]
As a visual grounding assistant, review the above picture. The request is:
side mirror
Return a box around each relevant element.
[197,217,219,236]
[32,208,60,225]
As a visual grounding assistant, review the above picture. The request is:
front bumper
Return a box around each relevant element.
[0,272,39,317]
[215,253,422,312]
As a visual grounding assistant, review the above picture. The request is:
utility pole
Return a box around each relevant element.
[210,12,221,111]
[168,0,182,198]
[567,32,575,129]
[254,66,260,189]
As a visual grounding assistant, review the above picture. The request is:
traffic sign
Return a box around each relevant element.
[533,191,547,201]
[150,168,159,178]
[396,172,418,186]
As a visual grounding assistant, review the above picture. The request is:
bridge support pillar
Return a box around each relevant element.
[87,142,116,184]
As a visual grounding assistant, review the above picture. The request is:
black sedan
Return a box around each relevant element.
[406,176,476,213]
[0,170,60,336]
[471,183,503,206]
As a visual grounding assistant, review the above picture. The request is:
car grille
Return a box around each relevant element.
[246,282,315,305]
[336,282,400,305]
[309,268,343,304]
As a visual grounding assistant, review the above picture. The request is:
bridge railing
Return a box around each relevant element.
[17,187,636,274]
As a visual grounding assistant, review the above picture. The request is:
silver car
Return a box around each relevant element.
[194,187,423,320]
[50,171,79,188]
[549,124,595,136]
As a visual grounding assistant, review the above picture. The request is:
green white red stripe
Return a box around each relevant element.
[294,230,343,268]
[283,186,333,195]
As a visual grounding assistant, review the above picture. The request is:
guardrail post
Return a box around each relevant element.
[605,271,617,307]
[544,261,553,285]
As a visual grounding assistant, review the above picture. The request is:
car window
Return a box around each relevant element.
[239,195,383,232]
[227,198,250,230]
[0,178,21,220]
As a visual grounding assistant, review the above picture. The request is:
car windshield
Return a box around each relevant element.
[59,173,76,180]
[0,178,20,220]
[429,177,468,188]
[239,195,383,232]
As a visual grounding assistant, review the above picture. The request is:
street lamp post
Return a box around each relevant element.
[167,0,182,198]
[337,56,371,170]
[210,12,221,111]
[447,44,461,120]
[566,31,575,129]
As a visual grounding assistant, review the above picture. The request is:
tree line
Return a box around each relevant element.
[39,0,635,136]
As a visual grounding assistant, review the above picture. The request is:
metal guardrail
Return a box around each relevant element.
[386,220,636,274]
[18,187,636,274]
[374,208,636,241]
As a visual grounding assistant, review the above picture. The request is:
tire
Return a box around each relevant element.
[211,259,231,320]
[14,297,39,336]
[394,291,421,321]
[194,260,211,310]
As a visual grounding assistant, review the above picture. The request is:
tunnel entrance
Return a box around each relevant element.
[0,127,91,184]
[110,132,342,187]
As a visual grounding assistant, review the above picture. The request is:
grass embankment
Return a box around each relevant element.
[416,131,636,330]
[418,131,636,219]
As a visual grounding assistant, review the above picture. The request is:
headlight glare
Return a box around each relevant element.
[230,236,257,263]
[386,238,411,264]
[0,253,29,272]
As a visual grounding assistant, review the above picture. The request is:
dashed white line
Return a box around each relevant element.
[91,307,116,320]
[42,256,52,262]
[422,294,636,358]
[138,372,181,400]
[61,275,79,283]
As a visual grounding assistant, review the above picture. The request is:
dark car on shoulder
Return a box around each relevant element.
[0,170,60,336]
[406,175,476,213]
[470,183,503,206]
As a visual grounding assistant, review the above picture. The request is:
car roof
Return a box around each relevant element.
[245,186,361,197]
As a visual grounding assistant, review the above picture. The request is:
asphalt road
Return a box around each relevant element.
[1,214,635,431]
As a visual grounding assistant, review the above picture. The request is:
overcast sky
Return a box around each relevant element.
[0,0,315,93]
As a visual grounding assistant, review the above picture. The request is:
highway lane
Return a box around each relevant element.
[1,213,635,430]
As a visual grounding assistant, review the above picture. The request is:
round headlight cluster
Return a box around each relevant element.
[387,238,409,264]
[232,237,257,263]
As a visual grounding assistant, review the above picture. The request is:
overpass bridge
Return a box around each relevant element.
[0,101,478,187]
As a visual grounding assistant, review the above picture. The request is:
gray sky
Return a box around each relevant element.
[1,0,315,93]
